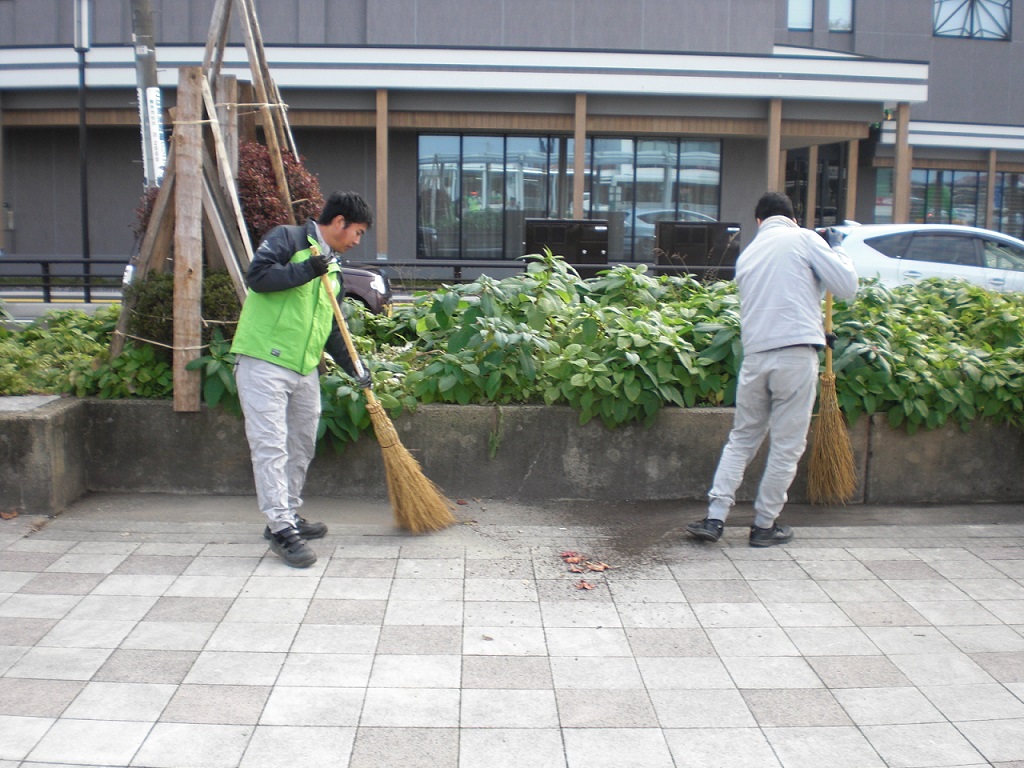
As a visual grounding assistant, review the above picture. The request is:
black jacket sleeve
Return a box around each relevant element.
[245,224,322,293]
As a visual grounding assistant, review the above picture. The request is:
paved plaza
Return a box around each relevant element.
[1,493,1024,768]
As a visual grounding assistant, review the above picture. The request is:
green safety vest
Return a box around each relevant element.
[230,235,340,375]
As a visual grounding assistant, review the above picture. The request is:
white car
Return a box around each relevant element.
[819,223,1024,294]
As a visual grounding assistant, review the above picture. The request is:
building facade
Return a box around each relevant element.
[0,0,1020,273]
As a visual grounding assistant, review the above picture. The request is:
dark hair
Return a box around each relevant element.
[319,191,374,228]
[754,191,795,222]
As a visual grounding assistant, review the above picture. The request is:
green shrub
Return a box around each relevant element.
[4,256,1024,446]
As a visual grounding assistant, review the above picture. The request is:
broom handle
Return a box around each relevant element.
[824,291,834,377]
[320,272,377,402]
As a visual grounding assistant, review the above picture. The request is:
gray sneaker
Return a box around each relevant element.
[749,522,794,548]
[267,526,317,568]
[685,518,724,543]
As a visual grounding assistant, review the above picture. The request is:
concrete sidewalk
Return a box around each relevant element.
[1,493,1023,768]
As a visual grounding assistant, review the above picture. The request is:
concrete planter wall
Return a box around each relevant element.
[2,397,1023,516]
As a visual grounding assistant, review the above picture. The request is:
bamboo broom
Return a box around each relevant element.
[320,272,457,533]
[807,291,858,504]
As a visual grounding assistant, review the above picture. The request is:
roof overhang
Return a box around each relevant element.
[880,121,1024,152]
[0,45,929,104]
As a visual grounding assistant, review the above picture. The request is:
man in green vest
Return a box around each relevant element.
[231,191,373,567]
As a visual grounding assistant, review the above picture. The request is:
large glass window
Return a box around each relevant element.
[417,134,720,262]
[829,0,853,31]
[789,0,813,29]
[934,0,1011,39]
[875,167,1023,239]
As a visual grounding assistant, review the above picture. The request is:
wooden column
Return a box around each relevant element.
[767,98,782,193]
[376,88,389,260]
[845,139,859,222]
[985,149,997,230]
[573,93,587,217]
[804,144,818,228]
[892,102,912,223]
[173,67,204,412]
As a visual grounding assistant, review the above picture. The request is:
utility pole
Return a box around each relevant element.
[131,0,166,190]
[74,0,91,302]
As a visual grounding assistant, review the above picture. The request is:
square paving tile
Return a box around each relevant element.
[0,714,54,762]
[464,601,542,627]
[664,726,781,768]
[557,688,658,728]
[278,652,373,687]
[6,646,112,680]
[120,620,217,651]
[183,650,285,686]
[16,572,104,595]
[862,722,987,767]
[383,599,463,626]
[161,684,271,724]
[549,655,643,690]
[240,725,356,768]
[955,718,1024,763]
[349,727,458,768]
[463,626,547,656]
[95,648,198,684]
[290,623,380,654]
[368,653,459,688]
[304,599,387,625]
[131,722,254,767]
[27,718,152,766]
[459,728,565,768]
[546,627,631,657]
[64,680,176,721]
[763,725,885,768]
[650,688,756,728]
[636,656,733,690]
[832,686,944,725]
[742,688,852,726]
[807,655,912,688]
[562,727,674,767]
[0,678,85,717]
[919,683,1024,721]
[359,687,459,727]
[376,624,462,654]
[462,688,559,728]
[462,655,553,689]
[260,686,365,726]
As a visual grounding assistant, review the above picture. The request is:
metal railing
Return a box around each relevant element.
[0,258,127,303]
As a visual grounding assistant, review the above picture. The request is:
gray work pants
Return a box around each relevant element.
[235,354,320,532]
[707,346,819,529]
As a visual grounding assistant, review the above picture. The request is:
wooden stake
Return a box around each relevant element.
[234,0,293,223]
[109,145,176,358]
[172,66,205,413]
[200,75,255,270]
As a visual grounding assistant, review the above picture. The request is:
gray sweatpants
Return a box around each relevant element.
[235,354,321,533]
[707,346,819,529]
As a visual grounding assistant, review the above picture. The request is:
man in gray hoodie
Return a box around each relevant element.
[686,191,859,547]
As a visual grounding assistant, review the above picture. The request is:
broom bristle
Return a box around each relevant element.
[366,399,457,533]
[807,373,858,505]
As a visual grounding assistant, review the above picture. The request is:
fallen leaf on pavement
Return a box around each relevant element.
[586,561,613,572]
[568,565,584,573]
[574,580,595,590]
[0,509,18,520]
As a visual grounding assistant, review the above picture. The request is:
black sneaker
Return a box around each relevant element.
[749,522,794,548]
[267,526,317,568]
[263,516,327,541]
[685,518,724,543]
